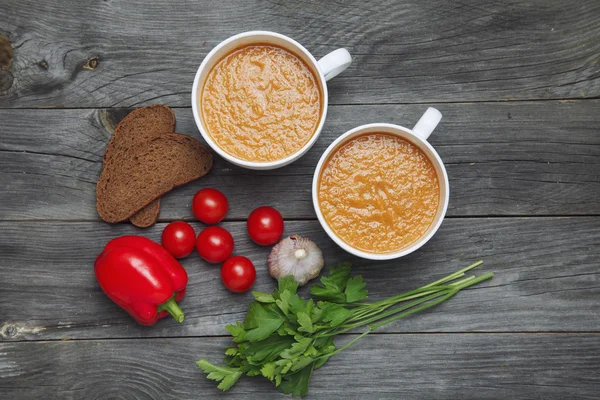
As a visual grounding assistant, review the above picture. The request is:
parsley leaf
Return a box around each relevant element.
[260,362,277,381]
[275,290,292,316]
[224,321,246,343]
[309,282,346,303]
[311,302,323,323]
[243,302,285,342]
[280,337,312,359]
[303,345,319,357]
[313,355,330,369]
[318,301,352,327]
[277,276,299,296]
[252,291,276,303]
[344,275,368,303]
[290,356,316,372]
[309,263,352,303]
[245,367,262,376]
[278,363,315,397]
[287,292,309,316]
[324,262,352,287]
[278,323,299,337]
[224,347,238,356]
[243,335,296,364]
[196,359,242,391]
[296,312,314,333]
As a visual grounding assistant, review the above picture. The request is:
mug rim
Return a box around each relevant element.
[312,122,450,260]
[191,30,330,170]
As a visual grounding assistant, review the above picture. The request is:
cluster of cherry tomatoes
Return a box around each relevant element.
[160,188,284,293]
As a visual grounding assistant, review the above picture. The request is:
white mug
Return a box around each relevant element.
[312,108,449,260]
[191,31,352,170]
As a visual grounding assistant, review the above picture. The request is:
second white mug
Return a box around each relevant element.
[312,108,449,260]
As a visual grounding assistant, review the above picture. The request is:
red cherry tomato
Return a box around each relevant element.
[192,188,228,224]
[221,256,256,292]
[196,226,234,263]
[161,221,196,259]
[247,206,284,245]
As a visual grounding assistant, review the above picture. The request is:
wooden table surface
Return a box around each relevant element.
[1,0,599,398]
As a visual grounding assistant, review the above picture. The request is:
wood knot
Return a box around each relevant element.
[0,34,14,92]
[0,34,12,69]
[83,56,100,70]
[1,323,17,338]
[1,322,46,339]
[98,108,130,135]
[0,69,13,92]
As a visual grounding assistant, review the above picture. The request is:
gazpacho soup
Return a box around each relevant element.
[318,132,440,254]
[200,43,322,163]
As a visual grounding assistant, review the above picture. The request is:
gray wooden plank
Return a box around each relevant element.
[1,0,598,107]
[1,334,598,399]
[0,217,598,341]
[1,101,599,221]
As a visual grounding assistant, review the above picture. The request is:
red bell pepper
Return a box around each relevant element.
[95,236,188,325]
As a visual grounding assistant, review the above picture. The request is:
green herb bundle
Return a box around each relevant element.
[198,261,493,397]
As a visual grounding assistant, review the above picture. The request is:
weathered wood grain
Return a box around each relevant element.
[1,0,598,107]
[1,218,598,341]
[1,101,598,221]
[1,0,598,397]
[1,334,598,399]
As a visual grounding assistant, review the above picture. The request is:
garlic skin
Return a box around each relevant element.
[268,235,324,285]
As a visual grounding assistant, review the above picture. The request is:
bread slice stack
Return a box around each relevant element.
[96,105,213,227]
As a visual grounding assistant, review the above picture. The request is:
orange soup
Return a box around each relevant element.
[318,133,440,253]
[200,44,322,162]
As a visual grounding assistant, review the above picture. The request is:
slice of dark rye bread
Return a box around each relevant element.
[104,104,176,227]
[97,134,213,223]
[129,200,161,228]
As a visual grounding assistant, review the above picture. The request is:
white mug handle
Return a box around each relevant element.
[412,107,442,141]
[317,48,352,81]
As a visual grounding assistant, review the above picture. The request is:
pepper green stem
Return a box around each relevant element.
[158,297,185,323]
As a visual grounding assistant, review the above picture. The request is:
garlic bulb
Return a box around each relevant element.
[268,235,324,285]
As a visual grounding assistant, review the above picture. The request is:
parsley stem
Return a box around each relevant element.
[368,290,456,331]
[358,284,451,310]
[317,328,372,359]
[347,287,443,322]
[422,260,483,289]
[316,290,449,338]
[450,272,493,291]
[340,290,453,331]
[326,271,494,335]
[361,261,483,311]
[369,272,493,330]
[346,283,463,324]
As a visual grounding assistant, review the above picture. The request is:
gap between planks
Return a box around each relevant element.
[1,215,599,224]
[4,331,600,345]
[0,97,599,111]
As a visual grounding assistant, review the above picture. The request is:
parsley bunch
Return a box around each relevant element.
[198,261,493,397]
